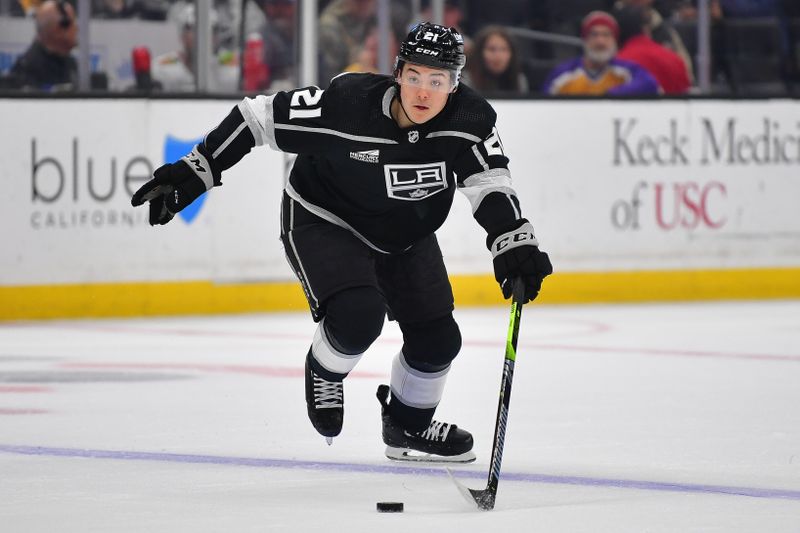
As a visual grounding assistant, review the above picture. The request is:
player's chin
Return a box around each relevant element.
[410,105,436,123]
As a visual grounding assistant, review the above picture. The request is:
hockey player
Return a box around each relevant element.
[131,22,552,463]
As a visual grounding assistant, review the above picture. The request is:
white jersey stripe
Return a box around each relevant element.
[426,130,482,143]
[286,199,320,308]
[275,123,399,145]
[458,168,515,213]
[471,144,489,171]
[506,193,521,219]
[238,95,277,149]
[211,122,248,159]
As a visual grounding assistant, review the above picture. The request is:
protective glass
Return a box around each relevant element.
[397,65,457,93]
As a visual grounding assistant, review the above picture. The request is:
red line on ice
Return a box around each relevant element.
[528,343,800,363]
[58,362,385,379]
[0,408,49,415]
[10,320,799,364]
[0,386,53,393]
[17,315,612,342]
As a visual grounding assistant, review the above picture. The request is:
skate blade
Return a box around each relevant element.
[385,446,476,463]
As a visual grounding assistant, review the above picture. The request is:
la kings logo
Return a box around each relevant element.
[383,162,447,201]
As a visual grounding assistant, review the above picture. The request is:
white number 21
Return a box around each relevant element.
[483,127,505,157]
[289,88,323,120]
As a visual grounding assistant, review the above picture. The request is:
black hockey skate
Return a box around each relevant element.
[305,351,344,443]
[376,384,476,463]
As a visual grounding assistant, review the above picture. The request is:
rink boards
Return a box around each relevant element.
[1,97,799,319]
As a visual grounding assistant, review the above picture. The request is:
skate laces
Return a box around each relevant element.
[419,420,452,442]
[313,375,343,408]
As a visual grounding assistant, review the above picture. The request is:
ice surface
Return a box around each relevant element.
[1,301,799,532]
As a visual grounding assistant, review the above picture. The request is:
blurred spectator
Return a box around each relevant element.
[463,0,535,36]
[420,0,466,35]
[10,0,45,16]
[318,0,376,83]
[719,0,780,17]
[669,0,723,21]
[166,1,265,50]
[90,0,171,19]
[259,0,297,88]
[214,0,266,50]
[91,0,134,18]
[615,5,691,93]
[545,1,614,36]
[135,0,172,20]
[389,0,411,38]
[615,0,694,81]
[419,0,472,57]
[9,0,78,90]
[343,25,397,74]
[542,11,659,95]
[462,26,529,94]
[151,3,238,92]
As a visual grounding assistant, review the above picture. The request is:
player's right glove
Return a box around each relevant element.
[488,219,553,303]
[131,145,220,225]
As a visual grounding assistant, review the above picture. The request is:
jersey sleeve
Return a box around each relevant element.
[454,125,523,234]
[172,83,348,182]
[238,83,358,154]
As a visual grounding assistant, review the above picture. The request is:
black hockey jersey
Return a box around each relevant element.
[201,72,523,253]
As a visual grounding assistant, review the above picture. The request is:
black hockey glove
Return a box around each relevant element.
[488,219,553,303]
[131,145,220,225]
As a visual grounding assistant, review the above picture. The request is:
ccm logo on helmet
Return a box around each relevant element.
[415,47,440,56]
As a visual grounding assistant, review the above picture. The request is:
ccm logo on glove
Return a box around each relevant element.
[180,149,215,190]
[491,224,539,257]
[488,220,552,303]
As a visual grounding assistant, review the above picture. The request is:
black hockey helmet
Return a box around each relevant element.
[394,22,466,86]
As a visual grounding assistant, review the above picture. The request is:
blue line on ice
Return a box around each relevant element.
[1,444,799,501]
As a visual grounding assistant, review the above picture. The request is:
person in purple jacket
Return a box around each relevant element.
[542,11,660,96]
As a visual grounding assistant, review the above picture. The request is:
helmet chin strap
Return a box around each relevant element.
[398,93,423,126]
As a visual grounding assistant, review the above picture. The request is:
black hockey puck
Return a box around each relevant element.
[376,502,404,513]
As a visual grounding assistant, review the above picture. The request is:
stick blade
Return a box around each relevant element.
[445,468,496,511]
[470,488,496,511]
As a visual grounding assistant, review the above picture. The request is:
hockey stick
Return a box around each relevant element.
[448,278,525,511]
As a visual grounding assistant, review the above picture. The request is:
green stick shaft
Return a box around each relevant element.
[480,280,525,508]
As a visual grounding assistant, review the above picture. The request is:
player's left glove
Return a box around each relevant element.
[131,145,220,225]
[488,219,553,303]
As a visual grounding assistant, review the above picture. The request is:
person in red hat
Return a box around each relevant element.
[542,10,659,95]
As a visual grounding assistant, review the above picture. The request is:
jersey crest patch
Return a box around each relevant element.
[383,162,447,201]
[408,130,419,143]
[349,149,380,163]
